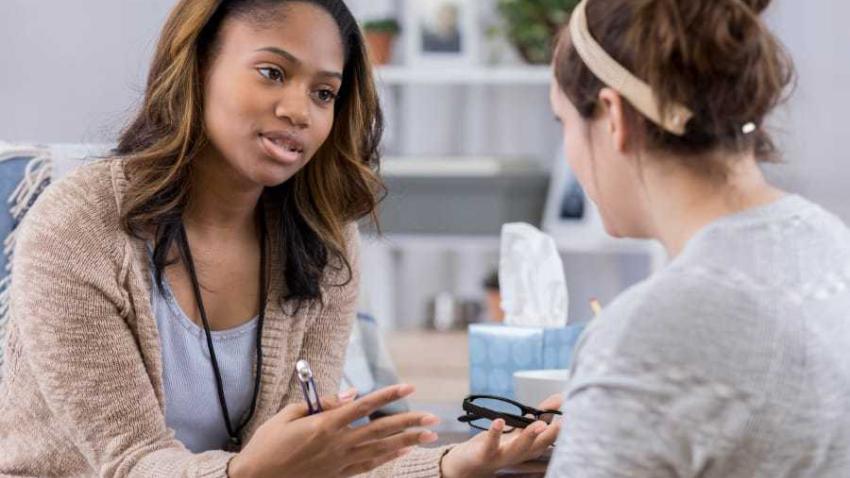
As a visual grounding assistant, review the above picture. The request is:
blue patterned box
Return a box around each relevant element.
[468,322,588,399]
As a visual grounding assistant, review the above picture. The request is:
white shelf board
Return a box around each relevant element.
[381,156,544,177]
[375,65,552,86]
[364,233,660,256]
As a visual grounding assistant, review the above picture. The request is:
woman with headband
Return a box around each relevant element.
[547,0,850,476]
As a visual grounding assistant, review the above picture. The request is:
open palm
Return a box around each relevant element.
[440,393,563,478]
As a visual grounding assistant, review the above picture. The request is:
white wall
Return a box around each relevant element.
[765,1,850,221]
[0,0,177,143]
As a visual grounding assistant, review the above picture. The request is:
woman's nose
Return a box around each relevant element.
[274,87,311,128]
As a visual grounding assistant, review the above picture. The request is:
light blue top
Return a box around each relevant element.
[149,266,258,453]
[547,195,850,477]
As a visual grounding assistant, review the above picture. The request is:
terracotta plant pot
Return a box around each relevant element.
[365,31,396,65]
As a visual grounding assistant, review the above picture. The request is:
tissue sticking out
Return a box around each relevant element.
[499,223,569,328]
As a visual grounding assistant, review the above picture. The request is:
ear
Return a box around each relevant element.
[597,88,630,154]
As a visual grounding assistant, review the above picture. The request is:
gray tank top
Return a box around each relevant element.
[149,265,258,453]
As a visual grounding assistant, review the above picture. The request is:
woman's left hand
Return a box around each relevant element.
[439,393,564,478]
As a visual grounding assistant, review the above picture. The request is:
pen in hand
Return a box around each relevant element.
[296,359,323,415]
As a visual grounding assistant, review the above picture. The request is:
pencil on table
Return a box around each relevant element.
[589,298,602,318]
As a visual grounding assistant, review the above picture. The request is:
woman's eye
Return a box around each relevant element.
[314,89,338,104]
[258,67,284,83]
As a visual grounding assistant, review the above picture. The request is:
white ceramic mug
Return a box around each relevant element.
[513,369,569,407]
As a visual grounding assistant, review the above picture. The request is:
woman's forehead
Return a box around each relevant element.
[217,3,345,69]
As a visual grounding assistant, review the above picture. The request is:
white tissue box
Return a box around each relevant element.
[468,322,587,400]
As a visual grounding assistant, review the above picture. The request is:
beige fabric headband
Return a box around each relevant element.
[568,0,694,136]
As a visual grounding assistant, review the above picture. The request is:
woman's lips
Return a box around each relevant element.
[259,133,304,164]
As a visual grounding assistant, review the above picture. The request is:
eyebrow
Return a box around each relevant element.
[256,46,344,81]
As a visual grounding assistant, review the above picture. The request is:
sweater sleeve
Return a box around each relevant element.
[291,223,362,400]
[10,175,234,477]
[281,224,453,478]
[358,445,453,478]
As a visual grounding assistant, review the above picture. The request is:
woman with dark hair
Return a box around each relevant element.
[0,1,556,476]
[546,0,850,476]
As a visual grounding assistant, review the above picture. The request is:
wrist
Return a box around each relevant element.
[439,447,460,478]
[227,453,253,478]
[440,446,491,478]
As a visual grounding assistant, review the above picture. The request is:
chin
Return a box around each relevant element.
[602,223,625,238]
[600,217,632,239]
[605,229,623,238]
[252,156,307,187]
[254,170,298,188]
[603,221,653,241]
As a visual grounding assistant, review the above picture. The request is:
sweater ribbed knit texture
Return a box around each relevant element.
[0,159,447,477]
[547,195,850,477]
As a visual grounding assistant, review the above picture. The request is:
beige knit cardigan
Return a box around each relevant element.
[0,159,446,477]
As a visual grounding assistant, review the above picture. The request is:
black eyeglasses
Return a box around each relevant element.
[457,395,562,433]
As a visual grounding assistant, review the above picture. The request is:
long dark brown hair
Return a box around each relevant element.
[554,0,794,175]
[115,0,384,304]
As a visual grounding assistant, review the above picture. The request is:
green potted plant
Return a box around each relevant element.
[496,0,579,64]
[362,18,401,66]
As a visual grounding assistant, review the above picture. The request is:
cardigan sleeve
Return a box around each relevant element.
[10,173,234,477]
[279,223,453,478]
[291,222,362,400]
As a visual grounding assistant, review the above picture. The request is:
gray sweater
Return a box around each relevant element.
[547,195,850,477]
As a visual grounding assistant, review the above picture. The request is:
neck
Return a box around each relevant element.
[184,146,264,240]
[641,152,785,257]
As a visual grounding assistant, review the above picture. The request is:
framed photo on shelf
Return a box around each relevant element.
[542,142,606,244]
[403,0,479,67]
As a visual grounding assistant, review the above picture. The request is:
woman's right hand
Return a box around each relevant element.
[228,384,440,478]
